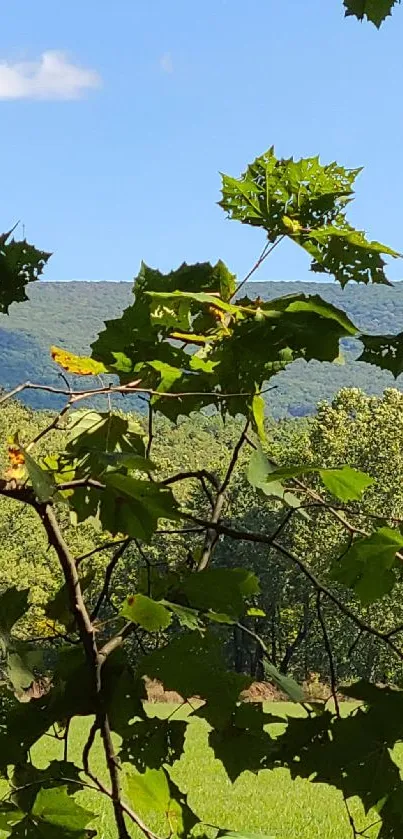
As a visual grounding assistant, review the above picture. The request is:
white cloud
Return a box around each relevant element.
[159,53,174,74]
[0,51,101,100]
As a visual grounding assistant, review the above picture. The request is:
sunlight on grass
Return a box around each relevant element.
[24,703,382,839]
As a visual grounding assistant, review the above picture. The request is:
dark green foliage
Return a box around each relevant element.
[209,705,277,780]
[0,230,51,315]
[6,279,403,417]
[344,0,400,26]
[119,719,187,771]
[139,632,251,728]
[276,683,403,836]
[358,331,403,378]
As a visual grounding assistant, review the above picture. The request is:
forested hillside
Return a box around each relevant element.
[1,279,403,416]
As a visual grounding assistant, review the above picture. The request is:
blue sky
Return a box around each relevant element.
[1,0,403,284]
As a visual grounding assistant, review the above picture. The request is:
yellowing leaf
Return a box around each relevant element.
[4,442,26,481]
[282,215,303,234]
[51,346,108,376]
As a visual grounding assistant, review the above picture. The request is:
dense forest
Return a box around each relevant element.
[2,279,403,416]
[3,386,403,688]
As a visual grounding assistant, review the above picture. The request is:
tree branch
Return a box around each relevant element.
[197,419,250,570]
[38,503,131,839]
[91,538,132,620]
[316,591,340,716]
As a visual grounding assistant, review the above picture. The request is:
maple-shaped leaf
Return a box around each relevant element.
[0,230,51,314]
[344,0,400,27]
[220,149,400,286]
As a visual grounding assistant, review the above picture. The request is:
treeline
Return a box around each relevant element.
[2,280,403,416]
[2,387,403,686]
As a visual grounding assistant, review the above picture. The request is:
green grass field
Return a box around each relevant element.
[11,703,394,839]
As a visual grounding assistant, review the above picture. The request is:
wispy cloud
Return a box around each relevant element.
[159,53,174,74]
[0,51,101,100]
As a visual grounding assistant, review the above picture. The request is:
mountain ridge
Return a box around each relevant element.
[1,280,403,416]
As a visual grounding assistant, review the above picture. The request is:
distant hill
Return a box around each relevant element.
[1,280,403,417]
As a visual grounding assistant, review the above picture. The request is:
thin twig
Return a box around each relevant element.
[0,379,269,405]
[75,539,130,567]
[230,236,285,300]
[91,538,132,620]
[146,401,153,460]
[316,591,340,717]
[184,512,403,661]
[197,419,250,570]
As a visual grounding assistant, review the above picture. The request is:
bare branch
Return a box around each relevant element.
[75,539,130,567]
[197,419,249,571]
[230,235,285,301]
[91,538,132,620]
[316,591,340,717]
[38,503,130,839]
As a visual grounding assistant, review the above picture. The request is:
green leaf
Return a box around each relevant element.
[121,594,172,632]
[220,148,398,287]
[140,632,251,728]
[263,660,304,703]
[45,572,96,629]
[125,768,195,838]
[262,463,374,502]
[179,568,260,619]
[31,786,95,834]
[161,601,204,630]
[0,803,25,832]
[246,443,308,515]
[344,0,400,27]
[275,682,403,836]
[0,231,51,314]
[331,527,403,604]
[10,762,84,816]
[0,587,29,637]
[100,474,180,542]
[251,393,265,441]
[210,704,281,781]
[20,446,57,503]
[106,665,146,739]
[319,465,374,501]
[358,331,403,378]
[7,651,35,692]
[304,223,400,287]
[90,260,235,385]
[120,718,187,771]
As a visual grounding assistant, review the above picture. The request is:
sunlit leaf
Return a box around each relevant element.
[125,768,196,838]
[31,785,96,834]
[121,594,172,632]
[247,443,308,515]
[331,527,403,604]
[263,660,304,703]
[262,463,374,502]
[50,346,108,376]
[220,148,398,286]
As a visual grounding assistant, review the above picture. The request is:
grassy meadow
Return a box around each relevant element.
[4,702,391,839]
